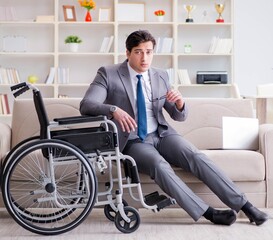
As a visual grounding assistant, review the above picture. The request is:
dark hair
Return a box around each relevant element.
[125,30,156,52]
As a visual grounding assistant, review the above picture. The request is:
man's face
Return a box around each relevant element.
[126,41,154,73]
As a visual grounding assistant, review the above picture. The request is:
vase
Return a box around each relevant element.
[85,10,92,22]
[157,16,164,22]
[69,43,79,52]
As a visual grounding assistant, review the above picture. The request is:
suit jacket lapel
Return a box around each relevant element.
[149,68,160,108]
[149,68,159,98]
[117,61,136,114]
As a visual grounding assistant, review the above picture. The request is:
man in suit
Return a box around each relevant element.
[80,30,268,225]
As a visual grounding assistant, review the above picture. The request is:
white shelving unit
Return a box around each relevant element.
[0,0,236,124]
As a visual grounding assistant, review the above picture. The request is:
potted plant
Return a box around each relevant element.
[154,10,165,22]
[65,35,82,52]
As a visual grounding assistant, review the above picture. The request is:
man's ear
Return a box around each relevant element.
[126,50,130,58]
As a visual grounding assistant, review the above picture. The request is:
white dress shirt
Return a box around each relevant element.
[127,63,158,139]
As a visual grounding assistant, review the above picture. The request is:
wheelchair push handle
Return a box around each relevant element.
[10,82,27,91]
[10,82,39,98]
[12,86,30,98]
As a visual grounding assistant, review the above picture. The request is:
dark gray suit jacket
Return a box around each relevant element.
[80,60,188,151]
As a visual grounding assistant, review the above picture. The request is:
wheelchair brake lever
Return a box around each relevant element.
[95,149,107,174]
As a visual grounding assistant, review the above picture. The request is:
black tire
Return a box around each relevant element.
[3,138,80,223]
[104,199,129,222]
[1,136,40,186]
[114,206,140,234]
[2,139,97,235]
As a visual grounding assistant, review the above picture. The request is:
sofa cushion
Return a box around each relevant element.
[0,122,11,161]
[203,150,265,181]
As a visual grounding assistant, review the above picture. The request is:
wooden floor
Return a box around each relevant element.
[0,208,272,240]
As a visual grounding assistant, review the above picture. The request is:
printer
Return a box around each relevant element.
[196,71,228,84]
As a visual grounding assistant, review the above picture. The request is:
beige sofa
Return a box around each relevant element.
[1,97,273,209]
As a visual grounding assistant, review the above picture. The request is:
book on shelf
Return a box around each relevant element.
[0,6,17,21]
[99,38,108,53]
[35,15,54,22]
[177,69,191,85]
[156,37,173,53]
[57,67,69,84]
[105,36,114,53]
[208,37,233,54]
[0,97,2,115]
[0,94,10,115]
[155,37,161,53]
[0,67,21,84]
[161,38,173,53]
[166,68,175,85]
[45,67,70,84]
[99,36,114,53]
[45,67,55,84]
[0,7,4,21]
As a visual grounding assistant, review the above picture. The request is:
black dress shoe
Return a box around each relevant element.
[244,206,269,226]
[211,209,237,226]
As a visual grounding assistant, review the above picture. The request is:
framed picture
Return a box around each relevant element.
[117,3,145,22]
[63,5,76,22]
[99,8,111,22]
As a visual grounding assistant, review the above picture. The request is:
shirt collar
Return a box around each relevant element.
[127,62,149,81]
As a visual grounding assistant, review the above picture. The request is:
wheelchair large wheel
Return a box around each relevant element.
[1,136,40,185]
[2,139,97,235]
[1,136,79,223]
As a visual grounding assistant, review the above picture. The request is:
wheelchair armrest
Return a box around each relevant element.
[53,115,107,125]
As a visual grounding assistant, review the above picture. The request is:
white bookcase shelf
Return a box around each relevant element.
[0,0,236,124]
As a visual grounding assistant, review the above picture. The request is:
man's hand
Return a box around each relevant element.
[166,89,184,111]
[112,107,137,133]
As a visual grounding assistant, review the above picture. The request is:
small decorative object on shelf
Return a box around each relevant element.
[184,5,196,23]
[201,10,209,22]
[64,35,82,52]
[184,44,192,53]
[28,75,38,84]
[3,36,26,52]
[63,5,77,22]
[78,0,96,22]
[215,2,225,22]
[154,10,165,22]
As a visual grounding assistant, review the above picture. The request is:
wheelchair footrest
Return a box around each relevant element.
[144,191,176,211]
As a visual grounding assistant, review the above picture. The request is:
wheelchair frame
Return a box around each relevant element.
[1,82,175,235]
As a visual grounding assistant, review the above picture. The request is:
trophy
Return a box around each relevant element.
[184,5,196,23]
[215,2,225,23]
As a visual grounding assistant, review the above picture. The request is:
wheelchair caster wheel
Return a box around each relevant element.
[114,206,140,233]
[104,199,128,222]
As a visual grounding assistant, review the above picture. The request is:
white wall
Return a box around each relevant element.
[234,0,273,96]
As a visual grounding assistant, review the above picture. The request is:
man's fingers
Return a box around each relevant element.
[118,115,137,133]
[127,118,136,131]
[123,117,136,133]
[119,120,126,132]
[167,90,182,102]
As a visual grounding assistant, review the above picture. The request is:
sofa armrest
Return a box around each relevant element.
[259,124,273,207]
[0,122,11,162]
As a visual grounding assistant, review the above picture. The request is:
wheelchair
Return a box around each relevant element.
[1,82,176,236]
